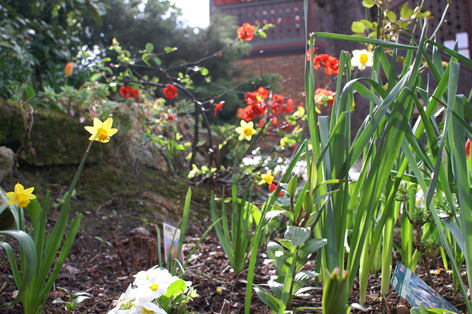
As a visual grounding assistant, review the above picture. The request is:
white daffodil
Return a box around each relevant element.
[351,49,374,70]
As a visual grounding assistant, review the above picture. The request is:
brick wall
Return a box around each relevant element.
[233,52,334,116]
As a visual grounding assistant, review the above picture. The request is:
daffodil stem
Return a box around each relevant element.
[67,141,93,199]
[86,139,94,153]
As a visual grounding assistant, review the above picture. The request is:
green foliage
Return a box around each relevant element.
[410,304,456,314]
[354,0,432,43]
[210,168,261,276]
[244,1,472,313]
[52,287,92,314]
[322,268,351,314]
[0,0,105,91]
[0,162,85,313]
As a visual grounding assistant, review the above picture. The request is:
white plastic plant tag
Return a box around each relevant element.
[163,223,184,264]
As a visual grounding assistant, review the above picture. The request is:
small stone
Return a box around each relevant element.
[64,265,80,274]
[396,305,410,314]
[0,146,14,184]
[129,227,151,238]
[454,292,465,303]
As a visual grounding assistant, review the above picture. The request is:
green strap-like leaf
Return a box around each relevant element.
[0,230,37,307]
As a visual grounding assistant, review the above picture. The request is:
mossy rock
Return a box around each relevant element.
[19,109,113,166]
[0,100,27,145]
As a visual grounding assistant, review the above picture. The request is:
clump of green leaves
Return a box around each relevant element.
[52,287,92,314]
[352,1,432,43]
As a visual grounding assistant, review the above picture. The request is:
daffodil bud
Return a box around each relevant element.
[287,175,299,197]
[65,62,74,76]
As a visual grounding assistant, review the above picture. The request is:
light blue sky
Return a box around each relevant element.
[171,0,210,28]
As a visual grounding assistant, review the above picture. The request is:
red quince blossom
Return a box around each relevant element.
[238,106,257,121]
[245,92,258,105]
[319,54,339,75]
[269,183,283,197]
[286,98,294,113]
[306,47,318,62]
[467,138,471,159]
[237,23,255,41]
[163,84,178,99]
[168,115,174,121]
[256,87,269,100]
[271,94,285,114]
[315,88,335,106]
[120,86,139,99]
[258,119,264,128]
[306,48,339,75]
[281,122,291,131]
[214,101,225,116]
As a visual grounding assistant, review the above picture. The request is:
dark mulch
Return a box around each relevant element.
[0,200,468,314]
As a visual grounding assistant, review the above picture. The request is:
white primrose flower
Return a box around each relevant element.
[109,266,196,314]
[130,301,166,314]
[351,49,374,70]
[108,284,138,314]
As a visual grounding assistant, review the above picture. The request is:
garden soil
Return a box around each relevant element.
[0,160,468,313]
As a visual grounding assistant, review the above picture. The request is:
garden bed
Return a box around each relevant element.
[0,168,468,313]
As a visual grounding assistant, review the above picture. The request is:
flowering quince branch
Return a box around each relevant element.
[165,38,240,72]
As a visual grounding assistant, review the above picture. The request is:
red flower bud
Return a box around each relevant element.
[467,138,471,159]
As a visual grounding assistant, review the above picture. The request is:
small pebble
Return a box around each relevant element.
[396,305,410,314]
[129,226,151,238]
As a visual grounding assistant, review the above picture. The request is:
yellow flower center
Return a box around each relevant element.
[244,127,254,138]
[96,128,110,143]
[17,193,30,208]
[149,283,159,292]
[143,309,154,314]
[360,53,368,65]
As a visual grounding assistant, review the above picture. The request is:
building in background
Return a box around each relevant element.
[211,0,472,105]
[210,0,318,105]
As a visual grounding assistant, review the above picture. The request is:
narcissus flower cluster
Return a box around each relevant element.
[108,266,197,314]
[120,85,140,99]
[235,120,256,141]
[259,171,274,185]
[6,183,36,208]
[351,49,373,70]
[85,118,118,143]
[237,23,255,41]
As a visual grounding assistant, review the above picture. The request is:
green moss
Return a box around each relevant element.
[8,159,211,233]
[19,109,111,165]
[0,100,27,144]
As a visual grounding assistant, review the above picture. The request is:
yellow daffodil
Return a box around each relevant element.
[235,120,256,141]
[258,171,274,185]
[6,183,36,208]
[351,49,373,71]
[84,117,118,143]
